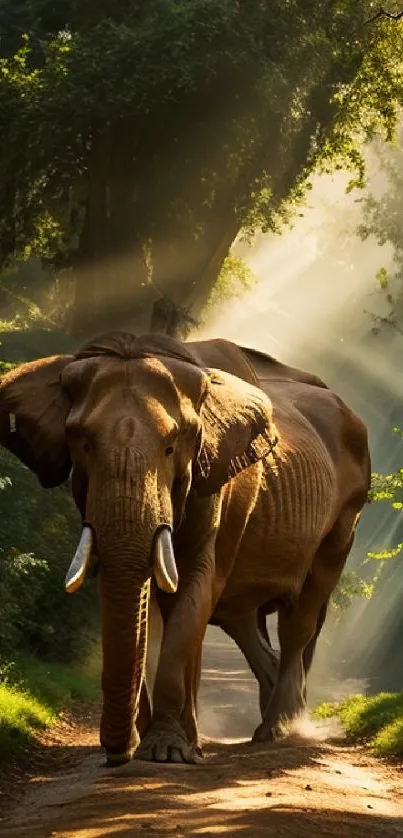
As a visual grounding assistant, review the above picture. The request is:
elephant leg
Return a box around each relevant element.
[180,643,203,748]
[252,589,319,742]
[151,586,201,746]
[256,605,272,648]
[302,599,328,678]
[218,610,279,719]
[135,538,218,764]
[253,520,356,743]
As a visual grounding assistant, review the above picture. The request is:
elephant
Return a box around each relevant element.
[0,331,371,765]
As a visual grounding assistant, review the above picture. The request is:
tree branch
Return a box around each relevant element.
[0,281,61,328]
[367,7,403,24]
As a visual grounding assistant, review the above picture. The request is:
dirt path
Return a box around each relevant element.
[1,632,402,837]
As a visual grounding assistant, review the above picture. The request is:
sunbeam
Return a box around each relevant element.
[196,162,403,738]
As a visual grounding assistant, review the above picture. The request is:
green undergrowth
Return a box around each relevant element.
[314,692,403,759]
[0,653,100,759]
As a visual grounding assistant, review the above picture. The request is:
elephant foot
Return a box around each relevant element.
[135,721,203,764]
[252,720,282,743]
[252,689,305,743]
[104,748,135,767]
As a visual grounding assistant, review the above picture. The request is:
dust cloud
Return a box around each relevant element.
[290,713,343,743]
[195,150,403,741]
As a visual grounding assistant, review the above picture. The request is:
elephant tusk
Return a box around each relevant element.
[65,526,94,593]
[153,527,178,594]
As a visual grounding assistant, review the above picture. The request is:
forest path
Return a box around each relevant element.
[1,634,402,837]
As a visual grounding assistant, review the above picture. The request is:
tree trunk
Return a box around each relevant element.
[147,214,239,340]
[149,297,196,339]
[70,90,252,340]
[69,61,336,343]
[72,235,154,340]
[71,121,157,340]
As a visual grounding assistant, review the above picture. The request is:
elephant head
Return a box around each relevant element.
[0,332,277,763]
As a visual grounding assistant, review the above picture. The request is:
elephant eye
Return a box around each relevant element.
[67,422,91,452]
[165,423,179,457]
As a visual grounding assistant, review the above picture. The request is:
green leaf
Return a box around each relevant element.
[376,266,389,289]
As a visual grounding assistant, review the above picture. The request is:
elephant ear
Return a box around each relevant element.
[0,355,74,488]
[194,368,277,497]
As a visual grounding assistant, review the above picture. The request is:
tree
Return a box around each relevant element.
[0,2,403,337]
[358,128,403,334]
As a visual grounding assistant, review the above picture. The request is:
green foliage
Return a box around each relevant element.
[1,653,100,711]
[367,543,403,560]
[367,431,403,560]
[0,344,16,374]
[0,3,402,330]
[331,570,374,611]
[314,692,403,758]
[0,261,71,332]
[370,467,403,509]
[201,254,257,320]
[0,683,52,756]
[373,715,403,757]
[1,549,49,653]
[358,128,403,333]
[376,266,389,290]
[0,447,99,665]
[330,433,403,609]
[0,654,99,759]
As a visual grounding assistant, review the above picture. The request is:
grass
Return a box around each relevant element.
[0,685,53,755]
[0,653,100,760]
[314,692,403,758]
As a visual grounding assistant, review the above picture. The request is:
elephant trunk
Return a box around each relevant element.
[80,451,176,764]
[97,539,151,763]
[63,451,179,762]
[97,528,178,762]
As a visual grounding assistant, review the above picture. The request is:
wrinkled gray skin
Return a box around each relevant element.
[0,332,371,765]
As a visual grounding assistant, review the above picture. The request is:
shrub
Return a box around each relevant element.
[0,447,99,665]
[314,692,403,758]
